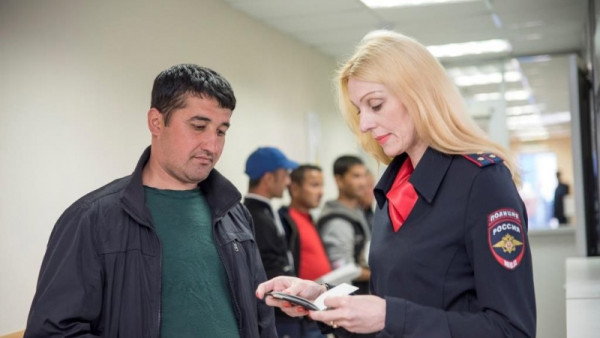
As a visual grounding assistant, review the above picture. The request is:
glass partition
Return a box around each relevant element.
[445,54,575,230]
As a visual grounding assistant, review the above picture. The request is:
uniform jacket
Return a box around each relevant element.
[370,148,536,337]
[25,147,277,338]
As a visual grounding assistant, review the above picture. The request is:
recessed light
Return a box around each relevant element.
[453,71,522,86]
[427,39,512,58]
[360,0,479,8]
[473,90,530,101]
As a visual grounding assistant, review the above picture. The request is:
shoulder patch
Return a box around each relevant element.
[462,152,503,167]
[487,208,525,270]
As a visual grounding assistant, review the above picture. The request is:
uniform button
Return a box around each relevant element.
[478,157,484,161]
[490,154,496,158]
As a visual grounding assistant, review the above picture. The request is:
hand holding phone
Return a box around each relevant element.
[265,283,359,311]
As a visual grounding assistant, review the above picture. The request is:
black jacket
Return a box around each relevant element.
[25,147,276,338]
[278,206,300,269]
[243,197,294,279]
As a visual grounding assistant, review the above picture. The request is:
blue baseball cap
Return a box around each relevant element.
[245,147,298,180]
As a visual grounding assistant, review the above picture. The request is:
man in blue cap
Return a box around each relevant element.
[244,147,303,337]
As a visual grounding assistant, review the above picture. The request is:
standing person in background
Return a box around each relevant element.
[256,30,536,338]
[318,155,371,294]
[359,169,376,232]
[26,64,276,338]
[279,165,331,283]
[278,164,330,338]
[244,146,300,338]
[553,171,570,224]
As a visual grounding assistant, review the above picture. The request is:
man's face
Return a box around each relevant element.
[337,164,368,200]
[268,168,291,198]
[150,94,231,189]
[292,169,324,209]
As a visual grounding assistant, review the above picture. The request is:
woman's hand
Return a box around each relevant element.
[256,276,327,317]
[309,295,386,334]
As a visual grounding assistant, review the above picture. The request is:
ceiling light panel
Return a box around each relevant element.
[473,90,531,102]
[506,104,545,116]
[360,0,480,8]
[427,39,512,58]
[453,71,522,87]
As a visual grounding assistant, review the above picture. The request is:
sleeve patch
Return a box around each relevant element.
[463,152,503,167]
[487,208,525,270]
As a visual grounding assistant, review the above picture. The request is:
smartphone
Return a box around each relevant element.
[266,291,320,311]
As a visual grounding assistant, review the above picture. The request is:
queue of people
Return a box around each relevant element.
[24,29,536,338]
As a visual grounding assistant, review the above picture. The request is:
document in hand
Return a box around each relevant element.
[268,283,359,311]
[316,263,362,285]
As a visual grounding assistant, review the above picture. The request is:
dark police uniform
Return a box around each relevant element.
[370,147,536,337]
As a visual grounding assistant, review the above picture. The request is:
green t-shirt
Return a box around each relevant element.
[144,186,240,338]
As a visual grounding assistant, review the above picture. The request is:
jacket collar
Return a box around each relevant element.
[374,147,453,209]
[244,193,272,206]
[120,146,242,225]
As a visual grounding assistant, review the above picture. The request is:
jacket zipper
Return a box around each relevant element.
[213,216,243,335]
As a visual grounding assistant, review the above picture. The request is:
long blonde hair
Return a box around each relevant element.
[337,30,519,185]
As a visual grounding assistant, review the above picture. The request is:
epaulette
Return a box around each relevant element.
[462,152,503,167]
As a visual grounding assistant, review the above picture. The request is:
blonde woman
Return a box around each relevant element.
[257,30,535,337]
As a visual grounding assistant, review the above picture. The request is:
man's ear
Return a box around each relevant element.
[289,182,299,198]
[263,171,275,185]
[147,108,164,136]
[334,174,344,189]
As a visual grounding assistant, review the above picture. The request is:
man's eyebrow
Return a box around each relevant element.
[189,116,210,122]
[189,116,230,128]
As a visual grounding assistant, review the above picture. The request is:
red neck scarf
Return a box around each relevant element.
[386,158,418,232]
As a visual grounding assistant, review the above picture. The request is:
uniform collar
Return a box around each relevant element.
[374,147,453,208]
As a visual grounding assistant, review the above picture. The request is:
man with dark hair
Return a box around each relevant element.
[25,64,276,338]
[243,146,299,337]
[279,165,331,282]
[277,165,330,338]
[318,155,371,294]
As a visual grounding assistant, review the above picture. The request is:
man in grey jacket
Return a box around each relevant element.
[317,155,371,294]
[25,64,276,338]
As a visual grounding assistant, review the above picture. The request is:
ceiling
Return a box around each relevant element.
[223,0,587,142]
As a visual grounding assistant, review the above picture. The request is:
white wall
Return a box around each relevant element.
[0,0,359,333]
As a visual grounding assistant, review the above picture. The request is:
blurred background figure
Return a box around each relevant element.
[553,171,570,225]
[243,146,300,338]
[317,155,371,294]
[278,164,329,338]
